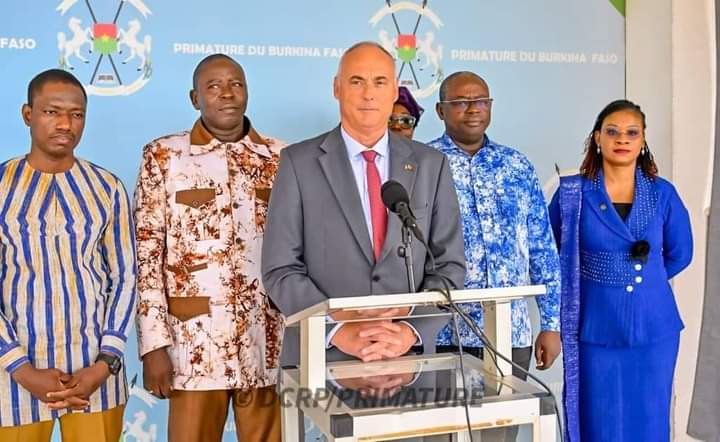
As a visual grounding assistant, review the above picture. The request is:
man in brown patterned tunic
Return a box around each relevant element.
[133,54,285,442]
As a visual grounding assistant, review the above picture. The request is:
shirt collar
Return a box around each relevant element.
[189,117,272,158]
[438,132,492,156]
[340,125,389,160]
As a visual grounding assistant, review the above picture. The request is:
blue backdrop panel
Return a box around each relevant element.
[0,1,624,440]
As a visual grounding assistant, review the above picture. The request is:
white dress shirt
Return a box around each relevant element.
[326,126,421,349]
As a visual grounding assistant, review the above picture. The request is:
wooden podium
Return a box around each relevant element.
[280,286,558,441]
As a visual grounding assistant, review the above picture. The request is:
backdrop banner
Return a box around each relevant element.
[0,1,625,440]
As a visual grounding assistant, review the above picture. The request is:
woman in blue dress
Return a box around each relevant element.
[549,100,693,442]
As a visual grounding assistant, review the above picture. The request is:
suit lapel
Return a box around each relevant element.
[377,134,418,264]
[584,173,635,242]
[624,168,658,240]
[318,127,374,265]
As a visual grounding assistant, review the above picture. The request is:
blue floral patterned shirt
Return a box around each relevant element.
[428,134,560,347]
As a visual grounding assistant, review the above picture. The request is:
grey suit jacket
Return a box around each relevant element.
[261,126,466,366]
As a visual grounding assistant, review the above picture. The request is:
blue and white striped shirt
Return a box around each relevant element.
[0,157,137,427]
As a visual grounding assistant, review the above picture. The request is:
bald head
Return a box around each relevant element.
[439,71,488,101]
[333,41,398,146]
[337,41,396,76]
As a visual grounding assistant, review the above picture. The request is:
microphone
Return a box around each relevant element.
[381,180,425,243]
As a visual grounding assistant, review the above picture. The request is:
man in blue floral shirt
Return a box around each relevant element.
[428,71,561,393]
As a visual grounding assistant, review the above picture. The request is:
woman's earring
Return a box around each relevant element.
[641,144,648,155]
[596,146,601,155]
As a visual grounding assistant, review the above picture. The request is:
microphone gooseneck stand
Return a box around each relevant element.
[397,224,416,293]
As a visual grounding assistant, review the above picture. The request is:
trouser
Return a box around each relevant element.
[168,385,281,442]
[434,345,533,442]
[0,405,124,442]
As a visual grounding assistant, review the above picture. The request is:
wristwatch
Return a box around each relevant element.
[96,353,122,376]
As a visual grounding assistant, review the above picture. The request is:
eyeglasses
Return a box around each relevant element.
[439,97,493,112]
[602,127,643,139]
[388,115,417,130]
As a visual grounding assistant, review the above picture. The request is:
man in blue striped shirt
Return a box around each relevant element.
[0,70,137,441]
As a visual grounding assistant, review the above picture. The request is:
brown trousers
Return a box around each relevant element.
[0,405,124,442]
[168,386,281,442]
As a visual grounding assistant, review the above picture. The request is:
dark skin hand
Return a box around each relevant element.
[11,364,90,410]
[534,331,561,370]
[142,347,174,399]
[46,363,112,410]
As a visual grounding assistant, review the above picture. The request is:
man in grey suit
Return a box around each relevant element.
[262,41,465,370]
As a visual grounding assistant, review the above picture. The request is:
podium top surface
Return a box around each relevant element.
[285,285,546,325]
[281,353,551,414]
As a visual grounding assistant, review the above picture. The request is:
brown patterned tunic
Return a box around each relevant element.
[134,118,285,390]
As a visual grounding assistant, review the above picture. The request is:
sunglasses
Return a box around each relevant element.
[388,115,417,130]
[439,97,493,112]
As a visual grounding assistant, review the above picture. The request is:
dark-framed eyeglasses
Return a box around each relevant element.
[388,115,417,130]
[439,97,494,112]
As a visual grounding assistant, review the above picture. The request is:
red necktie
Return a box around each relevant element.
[361,150,387,261]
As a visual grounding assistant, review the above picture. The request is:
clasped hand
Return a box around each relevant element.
[336,371,417,398]
[11,362,111,411]
[330,307,417,362]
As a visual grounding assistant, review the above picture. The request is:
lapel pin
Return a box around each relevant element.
[404,163,415,172]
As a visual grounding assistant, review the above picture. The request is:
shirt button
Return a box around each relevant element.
[626,285,634,293]
[235,238,242,245]
[372,275,381,282]
[600,203,607,210]
[232,202,240,209]
[634,264,642,271]
[635,276,643,283]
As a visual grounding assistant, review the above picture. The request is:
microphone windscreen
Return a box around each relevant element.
[381,180,409,212]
